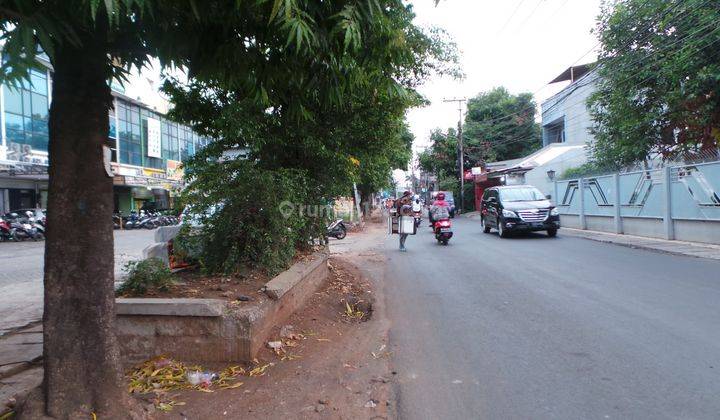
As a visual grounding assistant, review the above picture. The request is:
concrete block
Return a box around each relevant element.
[116,251,329,364]
[155,225,182,243]
[142,242,169,265]
[116,298,225,317]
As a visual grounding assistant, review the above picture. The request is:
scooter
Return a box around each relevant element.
[414,210,422,228]
[0,217,15,242]
[433,217,453,245]
[4,213,42,241]
[327,219,347,239]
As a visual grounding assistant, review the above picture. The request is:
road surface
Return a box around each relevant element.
[384,217,720,419]
[0,229,155,335]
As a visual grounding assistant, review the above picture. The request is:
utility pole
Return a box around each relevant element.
[443,97,467,213]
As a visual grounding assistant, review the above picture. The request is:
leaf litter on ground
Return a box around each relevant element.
[126,356,272,410]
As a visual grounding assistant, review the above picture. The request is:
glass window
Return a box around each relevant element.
[22,90,32,115]
[2,67,50,153]
[4,112,23,131]
[3,86,23,114]
[109,116,117,139]
[31,93,48,120]
[29,70,47,95]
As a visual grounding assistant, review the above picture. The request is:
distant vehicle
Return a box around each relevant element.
[430,191,456,217]
[8,208,46,226]
[480,185,560,238]
[326,219,347,240]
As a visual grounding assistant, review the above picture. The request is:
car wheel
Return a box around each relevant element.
[482,217,491,233]
[498,218,509,238]
[547,228,558,237]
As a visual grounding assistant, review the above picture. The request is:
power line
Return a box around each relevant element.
[497,0,527,35]
[516,0,546,29]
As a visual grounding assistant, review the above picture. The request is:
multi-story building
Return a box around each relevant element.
[471,64,599,207]
[0,56,210,213]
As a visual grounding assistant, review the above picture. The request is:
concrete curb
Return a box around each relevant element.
[265,253,328,300]
[116,298,226,317]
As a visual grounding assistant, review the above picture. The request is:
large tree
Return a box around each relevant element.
[463,87,541,164]
[0,1,410,417]
[589,0,720,167]
[166,3,459,228]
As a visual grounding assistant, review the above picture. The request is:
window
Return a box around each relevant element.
[2,67,50,153]
[543,117,565,145]
[118,102,142,166]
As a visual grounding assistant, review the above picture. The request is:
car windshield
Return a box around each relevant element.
[499,187,545,202]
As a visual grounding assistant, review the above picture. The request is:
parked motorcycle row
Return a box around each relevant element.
[0,211,46,242]
[115,210,179,230]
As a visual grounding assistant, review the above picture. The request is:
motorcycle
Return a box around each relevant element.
[326,219,347,240]
[414,210,422,228]
[0,216,15,242]
[433,217,453,245]
[4,212,42,241]
[23,211,45,239]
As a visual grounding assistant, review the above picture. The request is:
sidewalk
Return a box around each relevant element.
[462,211,720,260]
[560,228,720,260]
[0,323,43,414]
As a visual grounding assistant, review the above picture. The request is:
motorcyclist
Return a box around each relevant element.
[395,190,414,252]
[412,196,422,213]
[412,196,423,228]
[430,192,450,227]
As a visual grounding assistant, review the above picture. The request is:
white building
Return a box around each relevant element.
[478,64,599,199]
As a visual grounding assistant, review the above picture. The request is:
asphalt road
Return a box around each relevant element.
[384,217,720,420]
[0,229,155,335]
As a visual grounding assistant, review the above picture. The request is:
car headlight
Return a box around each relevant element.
[550,207,559,216]
[502,209,517,218]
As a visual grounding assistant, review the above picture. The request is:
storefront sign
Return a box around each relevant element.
[117,165,142,177]
[146,118,161,158]
[5,142,49,166]
[143,168,166,179]
[166,160,184,181]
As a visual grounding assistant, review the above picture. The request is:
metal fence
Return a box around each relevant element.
[554,160,720,243]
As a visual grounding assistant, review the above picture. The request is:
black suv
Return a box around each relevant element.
[480,185,560,238]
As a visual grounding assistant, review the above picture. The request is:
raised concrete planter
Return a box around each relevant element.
[115,250,329,364]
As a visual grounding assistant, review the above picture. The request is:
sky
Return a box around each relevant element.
[406,0,602,152]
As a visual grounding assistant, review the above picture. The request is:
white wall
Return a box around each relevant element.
[523,147,589,197]
[541,70,599,147]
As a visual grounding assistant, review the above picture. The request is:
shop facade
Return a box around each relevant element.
[0,55,207,214]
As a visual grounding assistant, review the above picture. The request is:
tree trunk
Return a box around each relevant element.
[28,29,138,418]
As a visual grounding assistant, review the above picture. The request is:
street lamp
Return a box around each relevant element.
[546,169,556,181]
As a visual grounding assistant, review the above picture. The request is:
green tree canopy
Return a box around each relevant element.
[589,0,720,167]
[463,87,541,164]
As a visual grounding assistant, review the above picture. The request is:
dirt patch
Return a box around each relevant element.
[129,257,393,419]
[117,249,321,301]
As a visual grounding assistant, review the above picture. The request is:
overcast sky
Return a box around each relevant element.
[406,0,602,152]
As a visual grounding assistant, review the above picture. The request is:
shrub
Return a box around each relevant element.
[177,160,327,277]
[118,258,173,295]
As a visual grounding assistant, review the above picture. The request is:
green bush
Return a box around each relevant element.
[118,258,173,295]
[177,160,327,277]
